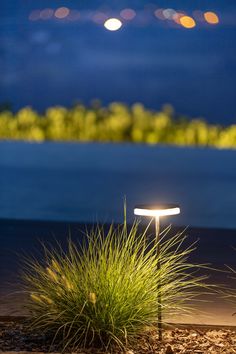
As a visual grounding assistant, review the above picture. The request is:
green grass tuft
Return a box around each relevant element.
[22,220,209,351]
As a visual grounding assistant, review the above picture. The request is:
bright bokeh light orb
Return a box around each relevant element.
[55,7,70,19]
[204,11,219,24]
[179,16,196,28]
[104,18,123,31]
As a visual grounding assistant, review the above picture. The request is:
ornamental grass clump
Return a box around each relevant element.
[22,221,208,351]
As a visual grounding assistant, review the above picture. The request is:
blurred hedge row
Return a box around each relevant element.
[0,103,235,149]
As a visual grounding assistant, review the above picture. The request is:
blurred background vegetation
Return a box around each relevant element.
[0,102,235,149]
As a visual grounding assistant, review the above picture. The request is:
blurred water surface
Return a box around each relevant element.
[0,141,236,229]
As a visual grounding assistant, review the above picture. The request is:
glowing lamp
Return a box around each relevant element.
[134,204,180,217]
[134,203,180,340]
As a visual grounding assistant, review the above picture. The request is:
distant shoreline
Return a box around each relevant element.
[1,103,236,149]
[1,216,236,232]
[1,139,236,152]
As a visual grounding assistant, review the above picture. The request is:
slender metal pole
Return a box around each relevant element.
[155,216,162,341]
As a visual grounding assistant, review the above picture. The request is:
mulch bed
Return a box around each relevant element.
[0,320,236,353]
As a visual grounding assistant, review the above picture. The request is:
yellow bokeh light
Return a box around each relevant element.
[55,7,70,19]
[204,11,219,24]
[104,18,122,31]
[179,16,196,28]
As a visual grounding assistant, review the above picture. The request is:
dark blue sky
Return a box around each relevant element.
[0,1,236,124]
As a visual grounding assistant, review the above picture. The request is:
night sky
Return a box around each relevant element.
[1,0,236,124]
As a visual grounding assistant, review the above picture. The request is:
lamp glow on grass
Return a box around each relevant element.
[22,218,209,351]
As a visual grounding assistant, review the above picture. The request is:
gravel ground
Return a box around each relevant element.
[0,321,236,353]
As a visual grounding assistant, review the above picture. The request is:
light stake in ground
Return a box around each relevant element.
[134,203,180,341]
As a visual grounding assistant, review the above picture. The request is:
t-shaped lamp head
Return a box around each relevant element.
[134,203,180,218]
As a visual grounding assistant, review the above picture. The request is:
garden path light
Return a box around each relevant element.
[134,203,180,340]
